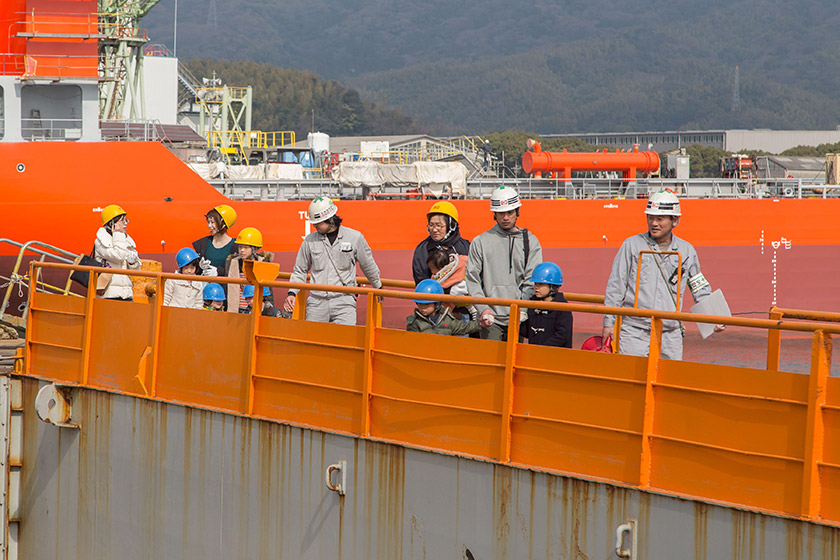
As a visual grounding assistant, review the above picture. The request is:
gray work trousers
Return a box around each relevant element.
[305,294,357,325]
[480,322,508,341]
[619,324,683,360]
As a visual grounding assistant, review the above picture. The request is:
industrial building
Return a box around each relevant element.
[544,129,840,154]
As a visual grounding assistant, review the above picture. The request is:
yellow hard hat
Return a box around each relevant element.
[209,204,237,229]
[236,227,263,248]
[427,201,459,223]
[101,204,126,225]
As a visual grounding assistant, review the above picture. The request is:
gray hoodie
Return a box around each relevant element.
[465,224,542,325]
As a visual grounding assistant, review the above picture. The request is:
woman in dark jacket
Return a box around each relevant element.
[192,204,238,276]
[411,201,470,284]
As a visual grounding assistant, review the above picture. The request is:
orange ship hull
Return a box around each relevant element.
[3,141,840,327]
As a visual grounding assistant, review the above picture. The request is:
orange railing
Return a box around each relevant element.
[19,261,840,527]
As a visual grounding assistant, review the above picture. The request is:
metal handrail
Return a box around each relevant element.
[0,240,84,320]
[27,261,840,336]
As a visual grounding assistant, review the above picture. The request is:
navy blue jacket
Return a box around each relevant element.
[520,292,573,348]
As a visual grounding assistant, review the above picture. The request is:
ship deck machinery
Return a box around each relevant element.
[2,260,840,558]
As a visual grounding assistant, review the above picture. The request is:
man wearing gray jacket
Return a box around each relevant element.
[602,191,722,360]
[466,186,543,341]
[284,197,382,325]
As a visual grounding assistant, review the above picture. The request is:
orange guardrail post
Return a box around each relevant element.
[802,329,831,519]
[245,284,263,415]
[767,307,783,371]
[361,292,381,436]
[79,266,99,385]
[292,290,308,320]
[640,317,663,488]
[499,303,521,463]
[147,275,165,397]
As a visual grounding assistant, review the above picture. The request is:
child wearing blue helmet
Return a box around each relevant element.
[203,283,226,311]
[239,286,287,317]
[163,247,205,309]
[406,279,483,336]
[519,262,573,347]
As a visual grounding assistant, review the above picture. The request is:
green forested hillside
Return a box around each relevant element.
[144,0,840,134]
[185,59,421,136]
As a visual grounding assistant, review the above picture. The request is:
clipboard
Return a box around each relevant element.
[690,289,731,339]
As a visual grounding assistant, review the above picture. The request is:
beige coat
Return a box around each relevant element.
[163,274,204,309]
[94,228,140,299]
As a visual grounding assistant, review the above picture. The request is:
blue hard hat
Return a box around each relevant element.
[242,285,270,299]
[414,279,444,304]
[203,282,225,301]
[530,262,563,286]
[176,247,200,269]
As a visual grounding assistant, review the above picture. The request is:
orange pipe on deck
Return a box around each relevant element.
[522,140,660,180]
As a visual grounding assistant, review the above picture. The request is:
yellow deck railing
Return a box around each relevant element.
[19,261,840,528]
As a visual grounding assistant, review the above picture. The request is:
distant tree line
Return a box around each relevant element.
[185,59,422,138]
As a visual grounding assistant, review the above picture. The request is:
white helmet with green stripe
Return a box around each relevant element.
[308,197,338,224]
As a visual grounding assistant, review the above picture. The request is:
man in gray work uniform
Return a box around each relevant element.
[283,197,382,325]
[601,191,722,360]
[466,185,542,341]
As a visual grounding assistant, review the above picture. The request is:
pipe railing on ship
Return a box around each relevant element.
[766,306,840,371]
[28,261,839,336]
[0,240,83,320]
[22,260,840,528]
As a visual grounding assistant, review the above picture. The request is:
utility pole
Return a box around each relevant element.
[731,65,741,112]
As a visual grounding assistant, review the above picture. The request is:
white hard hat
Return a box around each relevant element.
[308,197,338,224]
[645,190,681,216]
[490,185,522,212]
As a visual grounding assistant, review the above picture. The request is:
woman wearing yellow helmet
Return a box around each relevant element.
[411,201,470,284]
[94,204,140,300]
[224,226,274,313]
[192,204,238,277]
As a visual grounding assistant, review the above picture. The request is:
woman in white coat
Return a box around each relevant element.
[94,204,140,300]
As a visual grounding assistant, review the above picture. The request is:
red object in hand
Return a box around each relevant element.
[581,335,614,353]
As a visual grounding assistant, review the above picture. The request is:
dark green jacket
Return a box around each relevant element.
[406,307,481,336]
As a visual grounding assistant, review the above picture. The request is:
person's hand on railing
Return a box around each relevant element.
[283,294,296,313]
[479,309,495,328]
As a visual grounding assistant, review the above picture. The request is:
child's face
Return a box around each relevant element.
[208,300,224,310]
[238,245,256,259]
[428,262,441,275]
[181,263,197,276]
[534,283,552,299]
[416,302,436,317]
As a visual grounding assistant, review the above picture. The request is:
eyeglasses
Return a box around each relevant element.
[427,222,447,230]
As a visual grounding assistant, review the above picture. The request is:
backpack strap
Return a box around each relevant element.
[522,228,530,269]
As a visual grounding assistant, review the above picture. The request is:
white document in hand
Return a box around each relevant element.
[690,289,731,339]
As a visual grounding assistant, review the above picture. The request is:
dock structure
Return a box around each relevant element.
[3,261,840,558]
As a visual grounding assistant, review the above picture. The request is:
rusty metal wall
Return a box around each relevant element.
[16,377,840,560]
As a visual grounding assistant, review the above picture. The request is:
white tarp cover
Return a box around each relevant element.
[266,163,305,180]
[331,161,467,196]
[226,165,266,180]
[187,162,227,180]
[187,163,305,181]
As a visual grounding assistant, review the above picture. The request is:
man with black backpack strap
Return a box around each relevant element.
[466,185,543,341]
